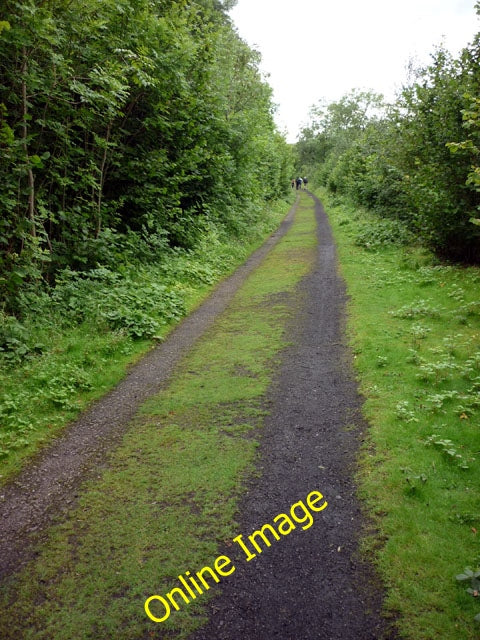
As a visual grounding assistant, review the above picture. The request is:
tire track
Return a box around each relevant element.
[190,192,397,639]
[0,200,298,581]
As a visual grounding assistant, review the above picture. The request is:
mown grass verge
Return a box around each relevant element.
[0,192,317,639]
[0,197,294,484]
[316,187,480,639]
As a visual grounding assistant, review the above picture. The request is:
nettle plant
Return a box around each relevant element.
[424,434,470,470]
[400,467,427,493]
[424,390,459,413]
[390,299,441,319]
[463,351,480,379]
[395,400,419,423]
[416,357,459,385]
[456,568,480,622]
[409,322,432,348]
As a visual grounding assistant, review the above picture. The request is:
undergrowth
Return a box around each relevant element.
[319,188,480,639]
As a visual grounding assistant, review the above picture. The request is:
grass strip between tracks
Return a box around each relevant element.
[0,193,316,640]
[318,187,480,640]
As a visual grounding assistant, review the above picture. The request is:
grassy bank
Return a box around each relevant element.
[0,192,317,639]
[0,197,294,484]
[317,187,480,639]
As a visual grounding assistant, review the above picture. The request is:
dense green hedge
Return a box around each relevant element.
[0,0,293,311]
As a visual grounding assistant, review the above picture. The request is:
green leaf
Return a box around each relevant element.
[456,568,475,581]
[29,155,43,168]
[456,573,470,581]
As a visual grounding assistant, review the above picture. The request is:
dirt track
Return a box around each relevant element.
[0,193,396,638]
[0,204,297,580]
[190,192,396,639]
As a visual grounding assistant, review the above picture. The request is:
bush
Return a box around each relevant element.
[0,313,44,365]
[354,218,413,250]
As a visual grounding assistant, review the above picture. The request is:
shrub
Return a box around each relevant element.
[354,218,413,250]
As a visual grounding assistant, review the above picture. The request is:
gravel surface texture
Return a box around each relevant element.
[0,202,297,581]
[0,193,396,640]
[190,192,397,640]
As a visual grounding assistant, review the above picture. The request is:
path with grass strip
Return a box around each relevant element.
[190,191,395,640]
[0,206,296,581]
[0,192,394,639]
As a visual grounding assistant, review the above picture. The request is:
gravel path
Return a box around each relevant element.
[0,193,396,639]
[190,192,397,639]
[0,203,297,581]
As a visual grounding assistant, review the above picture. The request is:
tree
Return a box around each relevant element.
[0,0,291,309]
[297,19,480,263]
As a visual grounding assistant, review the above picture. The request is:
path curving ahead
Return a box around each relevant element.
[0,203,298,581]
[190,192,397,640]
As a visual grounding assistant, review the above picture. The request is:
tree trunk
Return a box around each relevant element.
[21,46,36,238]
[96,121,112,238]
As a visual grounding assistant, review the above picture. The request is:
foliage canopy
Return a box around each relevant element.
[0,0,292,310]
[297,10,480,263]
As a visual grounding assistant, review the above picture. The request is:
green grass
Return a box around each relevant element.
[317,187,480,639]
[0,197,294,484]
[0,192,317,639]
